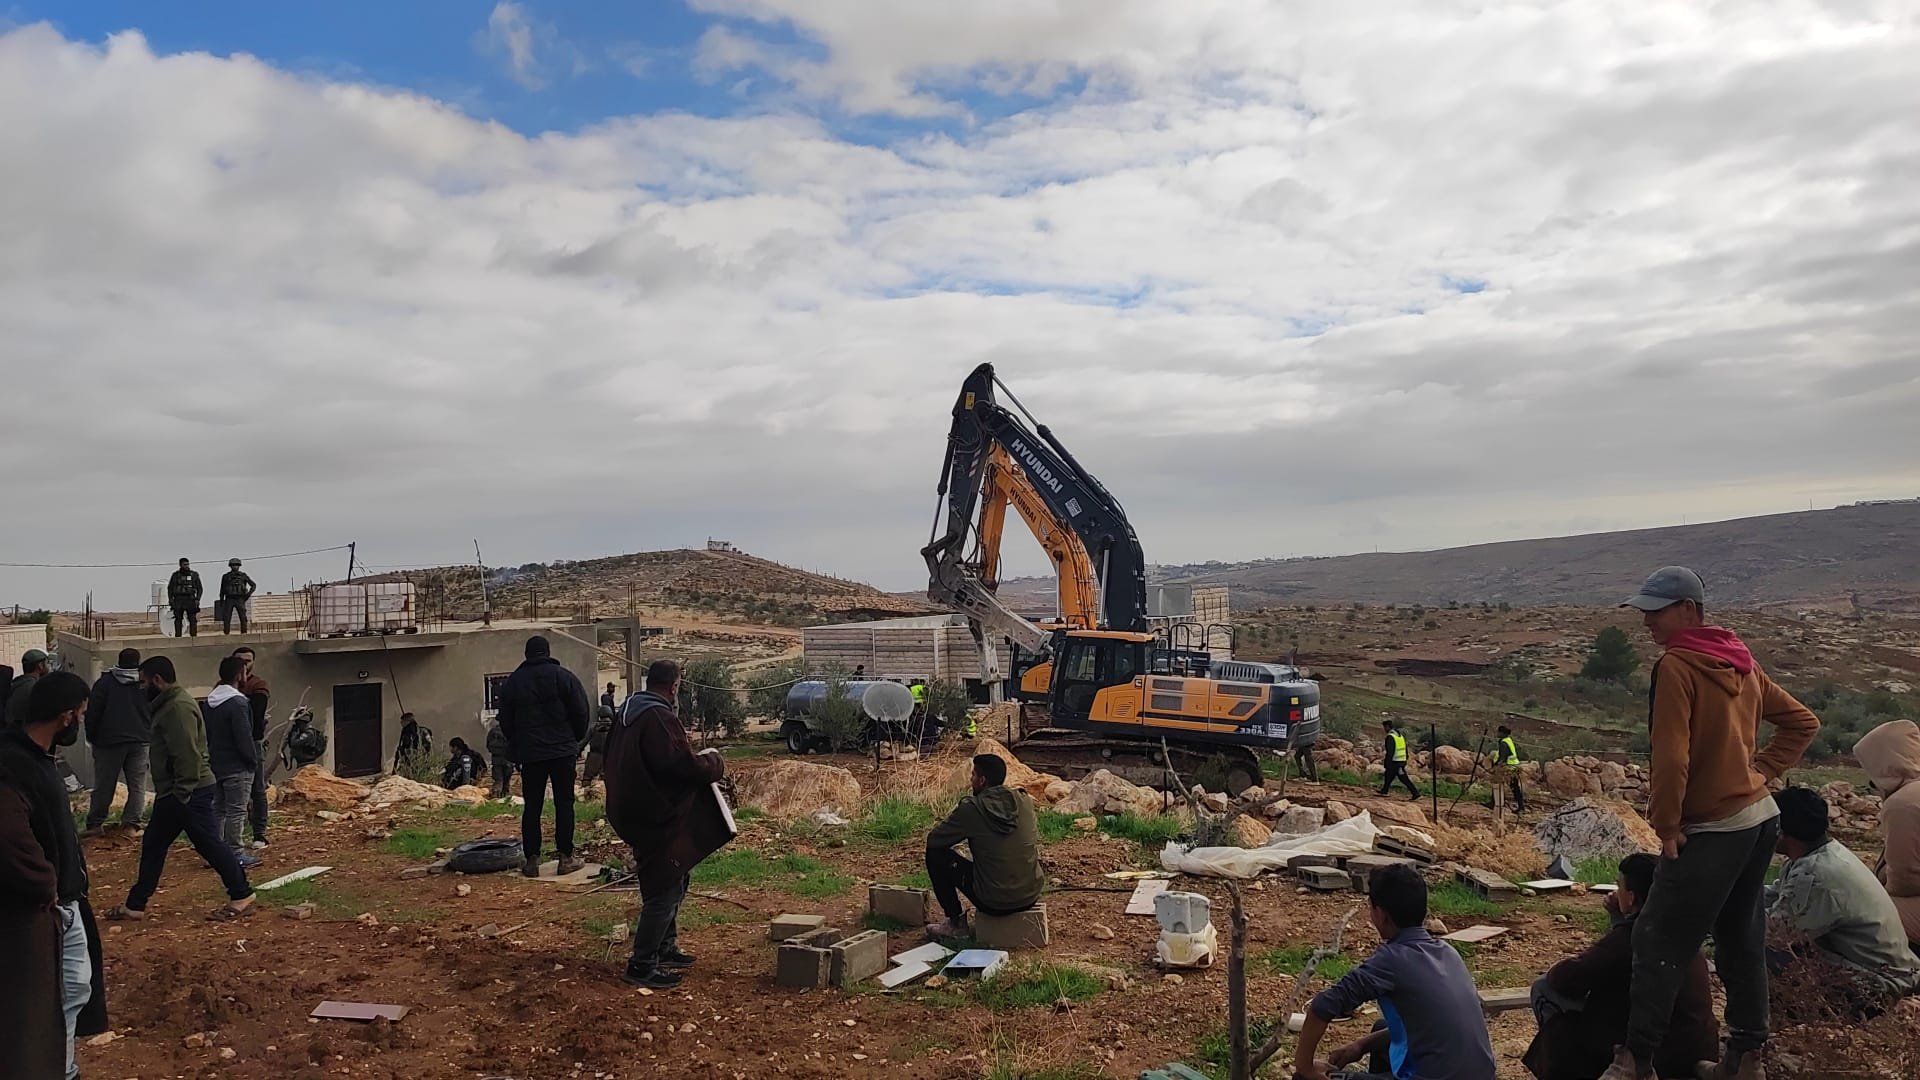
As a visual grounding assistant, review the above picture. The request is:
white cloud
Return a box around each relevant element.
[1,9,1918,610]
[474,1,590,90]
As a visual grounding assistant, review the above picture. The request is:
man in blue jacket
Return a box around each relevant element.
[496,636,590,877]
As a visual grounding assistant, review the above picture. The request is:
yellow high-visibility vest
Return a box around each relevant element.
[911,683,926,704]
[1499,736,1520,765]
[1387,731,1407,762]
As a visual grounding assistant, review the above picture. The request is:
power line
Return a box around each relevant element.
[0,543,354,570]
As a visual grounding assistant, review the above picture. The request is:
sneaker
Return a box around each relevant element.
[1696,1050,1766,1080]
[236,852,263,870]
[556,853,585,876]
[522,860,542,878]
[925,916,969,940]
[621,964,683,990]
[81,826,105,839]
[1597,1046,1650,1080]
[658,947,696,969]
[250,839,269,850]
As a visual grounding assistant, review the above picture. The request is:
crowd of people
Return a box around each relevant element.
[6,562,1920,1078]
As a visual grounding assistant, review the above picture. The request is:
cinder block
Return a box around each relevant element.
[1297,864,1350,892]
[868,884,930,925]
[829,929,889,986]
[1345,854,1417,893]
[973,905,1049,949]
[1286,853,1337,871]
[1456,867,1519,899]
[769,913,827,942]
[776,943,834,989]
[790,925,843,949]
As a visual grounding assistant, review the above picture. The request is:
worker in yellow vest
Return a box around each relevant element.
[1377,719,1420,800]
[1492,724,1527,812]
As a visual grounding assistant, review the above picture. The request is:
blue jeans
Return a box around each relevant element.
[59,901,91,1080]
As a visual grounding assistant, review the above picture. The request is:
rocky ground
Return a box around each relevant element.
[69,734,1914,1080]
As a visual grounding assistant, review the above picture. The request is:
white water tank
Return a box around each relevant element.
[311,584,368,636]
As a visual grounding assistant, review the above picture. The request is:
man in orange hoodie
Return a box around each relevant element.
[1599,567,1819,1080]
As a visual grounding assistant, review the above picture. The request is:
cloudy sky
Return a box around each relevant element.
[3,2,1917,610]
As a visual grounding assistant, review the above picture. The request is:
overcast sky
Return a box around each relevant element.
[2,2,1917,611]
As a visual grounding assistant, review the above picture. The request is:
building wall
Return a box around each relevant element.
[54,624,597,786]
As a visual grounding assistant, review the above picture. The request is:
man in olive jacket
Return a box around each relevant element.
[924,752,1044,938]
[110,657,253,920]
[605,660,725,989]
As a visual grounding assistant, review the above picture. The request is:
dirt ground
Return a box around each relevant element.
[74,759,1914,1080]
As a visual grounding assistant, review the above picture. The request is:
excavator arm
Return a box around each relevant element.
[923,364,1149,682]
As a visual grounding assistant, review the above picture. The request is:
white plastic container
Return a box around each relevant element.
[310,584,368,636]
[1153,890,1212,934]
[364,582,417,633]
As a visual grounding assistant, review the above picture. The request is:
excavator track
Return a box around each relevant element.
[1010,725,1264,797]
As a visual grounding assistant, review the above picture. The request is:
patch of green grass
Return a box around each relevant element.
[734,806,766,823]
[1572,857,1619,886]
[1577,908,1613,936]
[1194,1016,1278,1077]
[982,1032,1106,1080]
[864,913,913,932]
[1428,880,1507,919]
[680,904,748,929]
[1036,810,1084,843]
[382,827,456,860]
[428,800,515,821]
[1254,944,1356,981]
[582,915,619,938]
[1449,940,1478,963]
[1474,965,1530,987]
[689,848,852,898]
[975,962,1105,1011]
[257,879,368,920]
[896,868,933,890]
[856,796,939,843]
[1099,811,1186,847]
[899,1032,955,1058]
[1318,767,1369,788]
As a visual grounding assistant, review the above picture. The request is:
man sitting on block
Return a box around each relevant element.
[1294,863,1496,1080]
[1522,853,1718,1080]
[924,753,1043,939]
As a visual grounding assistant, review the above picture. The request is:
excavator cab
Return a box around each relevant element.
[1048,630,1150,725]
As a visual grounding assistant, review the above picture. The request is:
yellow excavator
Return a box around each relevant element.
[923,364,1320,795]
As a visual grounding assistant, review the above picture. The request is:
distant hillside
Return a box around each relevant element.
[365,548,937,626]
[999,503,1920,611]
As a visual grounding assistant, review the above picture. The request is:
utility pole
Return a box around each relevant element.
[474,540,492,626]
[346,541,357,583]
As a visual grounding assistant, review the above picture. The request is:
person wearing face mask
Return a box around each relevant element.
[106,656,254,922]
[1523,853,1718,1080]
[0,671,109,1080]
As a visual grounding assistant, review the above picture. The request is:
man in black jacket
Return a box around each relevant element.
[84,647,152,834]
[233,647,270,849]
[496,636,590,877]
[7,648,51,730]
[167,558,202,637]
[1,671,109,1078]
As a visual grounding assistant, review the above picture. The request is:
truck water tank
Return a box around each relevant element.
[785,680,916,723]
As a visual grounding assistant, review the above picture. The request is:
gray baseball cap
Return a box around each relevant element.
[1621,565,1706,611]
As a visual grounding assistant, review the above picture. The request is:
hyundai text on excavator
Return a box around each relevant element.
[922,363,1319,796]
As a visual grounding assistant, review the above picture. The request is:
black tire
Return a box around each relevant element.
[783,722,811,755]
[1224,762,1260,797]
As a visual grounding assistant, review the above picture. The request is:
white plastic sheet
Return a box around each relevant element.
[1159,811,1385,879]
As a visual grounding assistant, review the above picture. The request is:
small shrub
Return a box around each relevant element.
[857,797,939,843]
[976,962,1104,1010]
[1099,812,1185,847]
[1429,880,1506,919]
[1254,944,1356,980]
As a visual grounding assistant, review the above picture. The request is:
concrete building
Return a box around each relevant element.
[53,617,639,786]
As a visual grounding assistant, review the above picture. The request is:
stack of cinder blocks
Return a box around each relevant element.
[771,916,890,989]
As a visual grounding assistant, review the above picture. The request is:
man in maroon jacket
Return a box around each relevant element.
[604,660,725,989]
